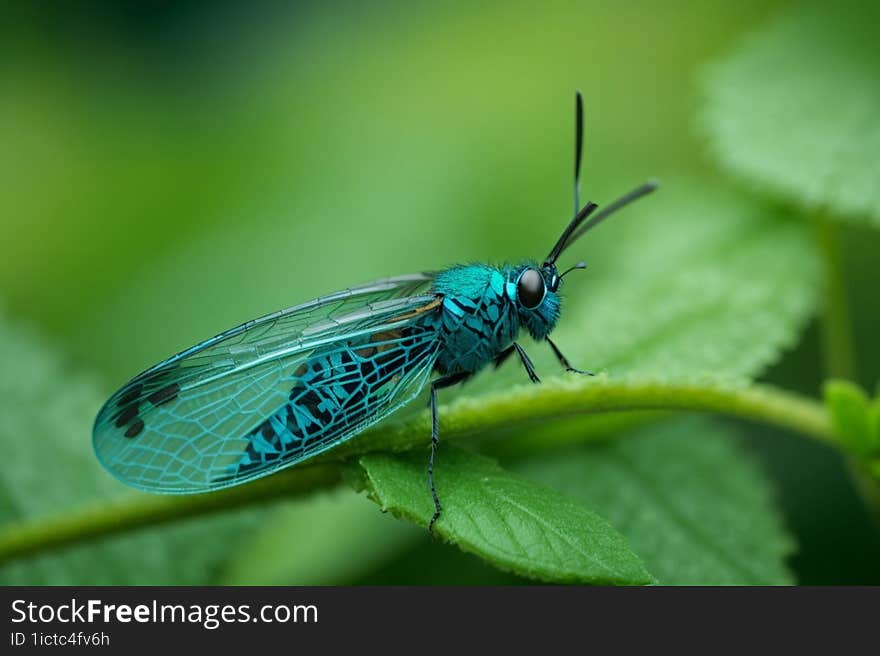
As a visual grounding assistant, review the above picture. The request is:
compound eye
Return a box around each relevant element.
[517,268,545,309]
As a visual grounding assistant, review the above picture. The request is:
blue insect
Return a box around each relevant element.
[93,93,656,530]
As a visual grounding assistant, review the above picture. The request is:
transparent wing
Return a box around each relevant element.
[93,273,442,493]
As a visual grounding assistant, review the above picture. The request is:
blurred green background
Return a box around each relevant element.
[1,0,878,584]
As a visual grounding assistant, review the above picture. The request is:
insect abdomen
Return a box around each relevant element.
[224,322,436,480]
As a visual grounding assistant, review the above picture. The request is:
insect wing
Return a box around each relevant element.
[93,273,441,493]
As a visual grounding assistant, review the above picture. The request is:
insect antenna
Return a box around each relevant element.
[543,201,599,267]
[544,93,658,267]
[543,91,593,269]
[559,261,586,278]
[562,180,658,247]
[574,90,584,215]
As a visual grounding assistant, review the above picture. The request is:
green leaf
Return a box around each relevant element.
[824,379,876,456]
[702,1,880,226]
[0,307,261,584]
[355,446,654,585]
[517,418,796,585]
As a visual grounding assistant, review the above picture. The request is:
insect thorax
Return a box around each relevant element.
[431,263,537,375]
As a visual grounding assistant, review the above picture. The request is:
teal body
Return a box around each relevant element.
[432,262,561,376]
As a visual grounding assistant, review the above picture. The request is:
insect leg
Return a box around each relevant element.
[428,371,470,534]
[546,337,594,375]
[513,342,541,384]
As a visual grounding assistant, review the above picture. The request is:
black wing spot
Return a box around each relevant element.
[147,383,180,407]
[117,384,143,407]
[115,404,139,428]
[125,418,145,438]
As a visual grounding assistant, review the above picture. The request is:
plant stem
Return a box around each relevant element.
[331,380,837,458]
[0,380,834,566]
[815,216,856,380]
[0,464,341,567]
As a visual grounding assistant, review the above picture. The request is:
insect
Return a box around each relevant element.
[93,93,656,531]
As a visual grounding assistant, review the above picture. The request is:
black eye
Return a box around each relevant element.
[517,268,545,309]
